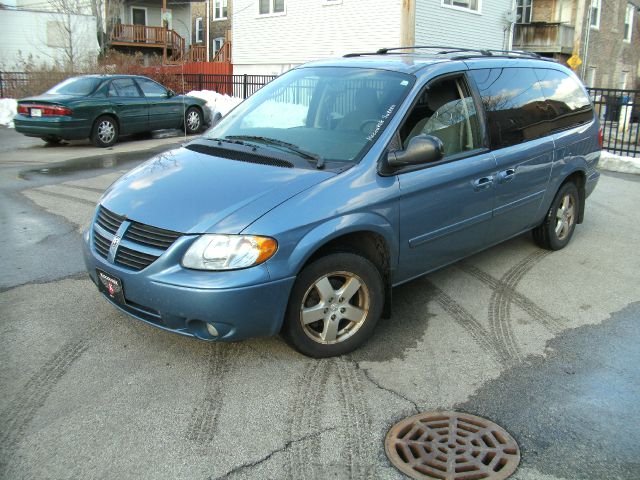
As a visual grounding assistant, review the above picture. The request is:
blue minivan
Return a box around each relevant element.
[83,47,601,358]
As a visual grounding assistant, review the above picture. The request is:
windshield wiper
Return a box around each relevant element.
[226,135,325,169]
[205,137,251,147]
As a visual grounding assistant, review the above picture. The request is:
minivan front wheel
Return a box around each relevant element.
[283,253,384,358]
[533,182,579,250]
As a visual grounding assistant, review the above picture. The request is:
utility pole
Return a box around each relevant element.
[205,0,210,61]
[400,0,415,48]
[162,0,167,63]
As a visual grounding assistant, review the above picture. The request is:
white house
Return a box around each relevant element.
[0,0,100,69]
[231,0,515,76]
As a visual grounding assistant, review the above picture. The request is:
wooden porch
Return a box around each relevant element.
[110,24,228,64]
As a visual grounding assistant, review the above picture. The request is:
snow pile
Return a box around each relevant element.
[186,90,242,124]
[241,100,308,129]
[0,98,17,128]
[600,150,640,175]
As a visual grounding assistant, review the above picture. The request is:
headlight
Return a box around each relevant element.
[182,234,277,270]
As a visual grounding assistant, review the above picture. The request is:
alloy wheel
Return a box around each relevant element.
[299,271,370,344]
[555,193,576,240]
[187,110,201,131]
[97,120,115,144]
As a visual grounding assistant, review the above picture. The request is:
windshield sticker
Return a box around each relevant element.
[366,104,396,142]
[400,80,409,86]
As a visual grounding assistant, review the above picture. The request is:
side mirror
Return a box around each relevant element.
[386,134,444,170]
[166,89,175,98]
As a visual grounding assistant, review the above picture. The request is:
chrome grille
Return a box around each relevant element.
[124,222,181,250]
[92,206,182,271]
[96,206,124,235]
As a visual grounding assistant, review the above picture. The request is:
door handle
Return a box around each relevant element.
[115,103,125,107]
[497,168,516,183]
[472,176,494,191]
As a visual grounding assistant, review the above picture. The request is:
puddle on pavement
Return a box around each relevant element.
[19,143,181,179]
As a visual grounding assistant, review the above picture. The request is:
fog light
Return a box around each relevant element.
[206,323,219,337]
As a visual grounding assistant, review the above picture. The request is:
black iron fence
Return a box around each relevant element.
[587,87,639,157]
[2,70,638,156]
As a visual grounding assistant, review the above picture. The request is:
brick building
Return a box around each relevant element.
[513,0,640,89]
[191,0,232,61]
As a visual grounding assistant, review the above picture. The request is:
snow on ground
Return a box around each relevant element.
[0,98,17,128]
[241,100,308,129]
[185,90,242,124]
[600,150,640,175]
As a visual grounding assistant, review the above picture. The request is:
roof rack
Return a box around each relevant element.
[344,45,543,60]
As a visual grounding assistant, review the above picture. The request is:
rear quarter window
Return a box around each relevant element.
[469,68,550,149]
[534,68,594,132]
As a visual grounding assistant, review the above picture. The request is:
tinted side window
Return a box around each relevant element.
[137,78,167,98]
[535,68,593,131]
[109,79,141,97]
[469,68,549,149]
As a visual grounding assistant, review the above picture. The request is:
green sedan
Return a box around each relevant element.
[14,75,211,147]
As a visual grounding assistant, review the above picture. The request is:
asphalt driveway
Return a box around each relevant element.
[1,128,638,479]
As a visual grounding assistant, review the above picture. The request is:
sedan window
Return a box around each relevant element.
[109,79,142,97]
[136,78,168,98]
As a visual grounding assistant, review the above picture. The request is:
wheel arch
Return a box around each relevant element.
[284,215,397,319]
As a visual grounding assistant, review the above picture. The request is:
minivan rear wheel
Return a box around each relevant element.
[282,253,384,358]
[533,182,579,250]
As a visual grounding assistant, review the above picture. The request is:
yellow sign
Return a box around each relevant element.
[567,54,582,70]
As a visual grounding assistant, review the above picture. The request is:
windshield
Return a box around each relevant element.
[46,77,102,96]
[206,67,414,164]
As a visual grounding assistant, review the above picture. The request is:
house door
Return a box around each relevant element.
[132,7,146,25]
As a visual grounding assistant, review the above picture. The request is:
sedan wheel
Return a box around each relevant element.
[185,107,202,134]
[91,116,119,148]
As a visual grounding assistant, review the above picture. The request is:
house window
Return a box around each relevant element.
[259,0,285,15]
[442,0,480,13]
[516,0,532,23]
[131,7,147,25]
[590,0,601,29]
[214,37,224,52]
[624,3,634,42]
[214,0,227,20]
[195,17,203,43]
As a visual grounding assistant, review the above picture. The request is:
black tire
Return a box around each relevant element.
[41,135,62,145]
[184,107,203,134]
[91,115,118,148]
[533,182,579,250]
[282,252,384,358]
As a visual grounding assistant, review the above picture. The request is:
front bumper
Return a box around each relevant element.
[82,226,295,342]
[14,115,91,139]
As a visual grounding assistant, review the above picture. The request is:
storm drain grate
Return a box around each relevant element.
[385,411,520,480]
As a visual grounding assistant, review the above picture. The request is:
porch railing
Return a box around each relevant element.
[112,24,185,52]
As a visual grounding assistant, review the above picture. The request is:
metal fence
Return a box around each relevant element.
[587,87,639,157]
[0,71,277,100]
[2,70,639,156]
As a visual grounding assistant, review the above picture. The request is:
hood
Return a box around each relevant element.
[100,147,335,234]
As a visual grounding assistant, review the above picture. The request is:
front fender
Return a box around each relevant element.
[265,212,398,281]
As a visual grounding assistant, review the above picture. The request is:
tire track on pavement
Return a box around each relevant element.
[425,281,510,364]
[457,262,563,332]
[287,360,332,480]
[335,357,374,479]
[487,251,551,364]
[185,345,234,445]
[0,339,88,469]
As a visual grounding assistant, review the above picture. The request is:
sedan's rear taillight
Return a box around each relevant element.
[598,126,603,149]
[18,103,73,116]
